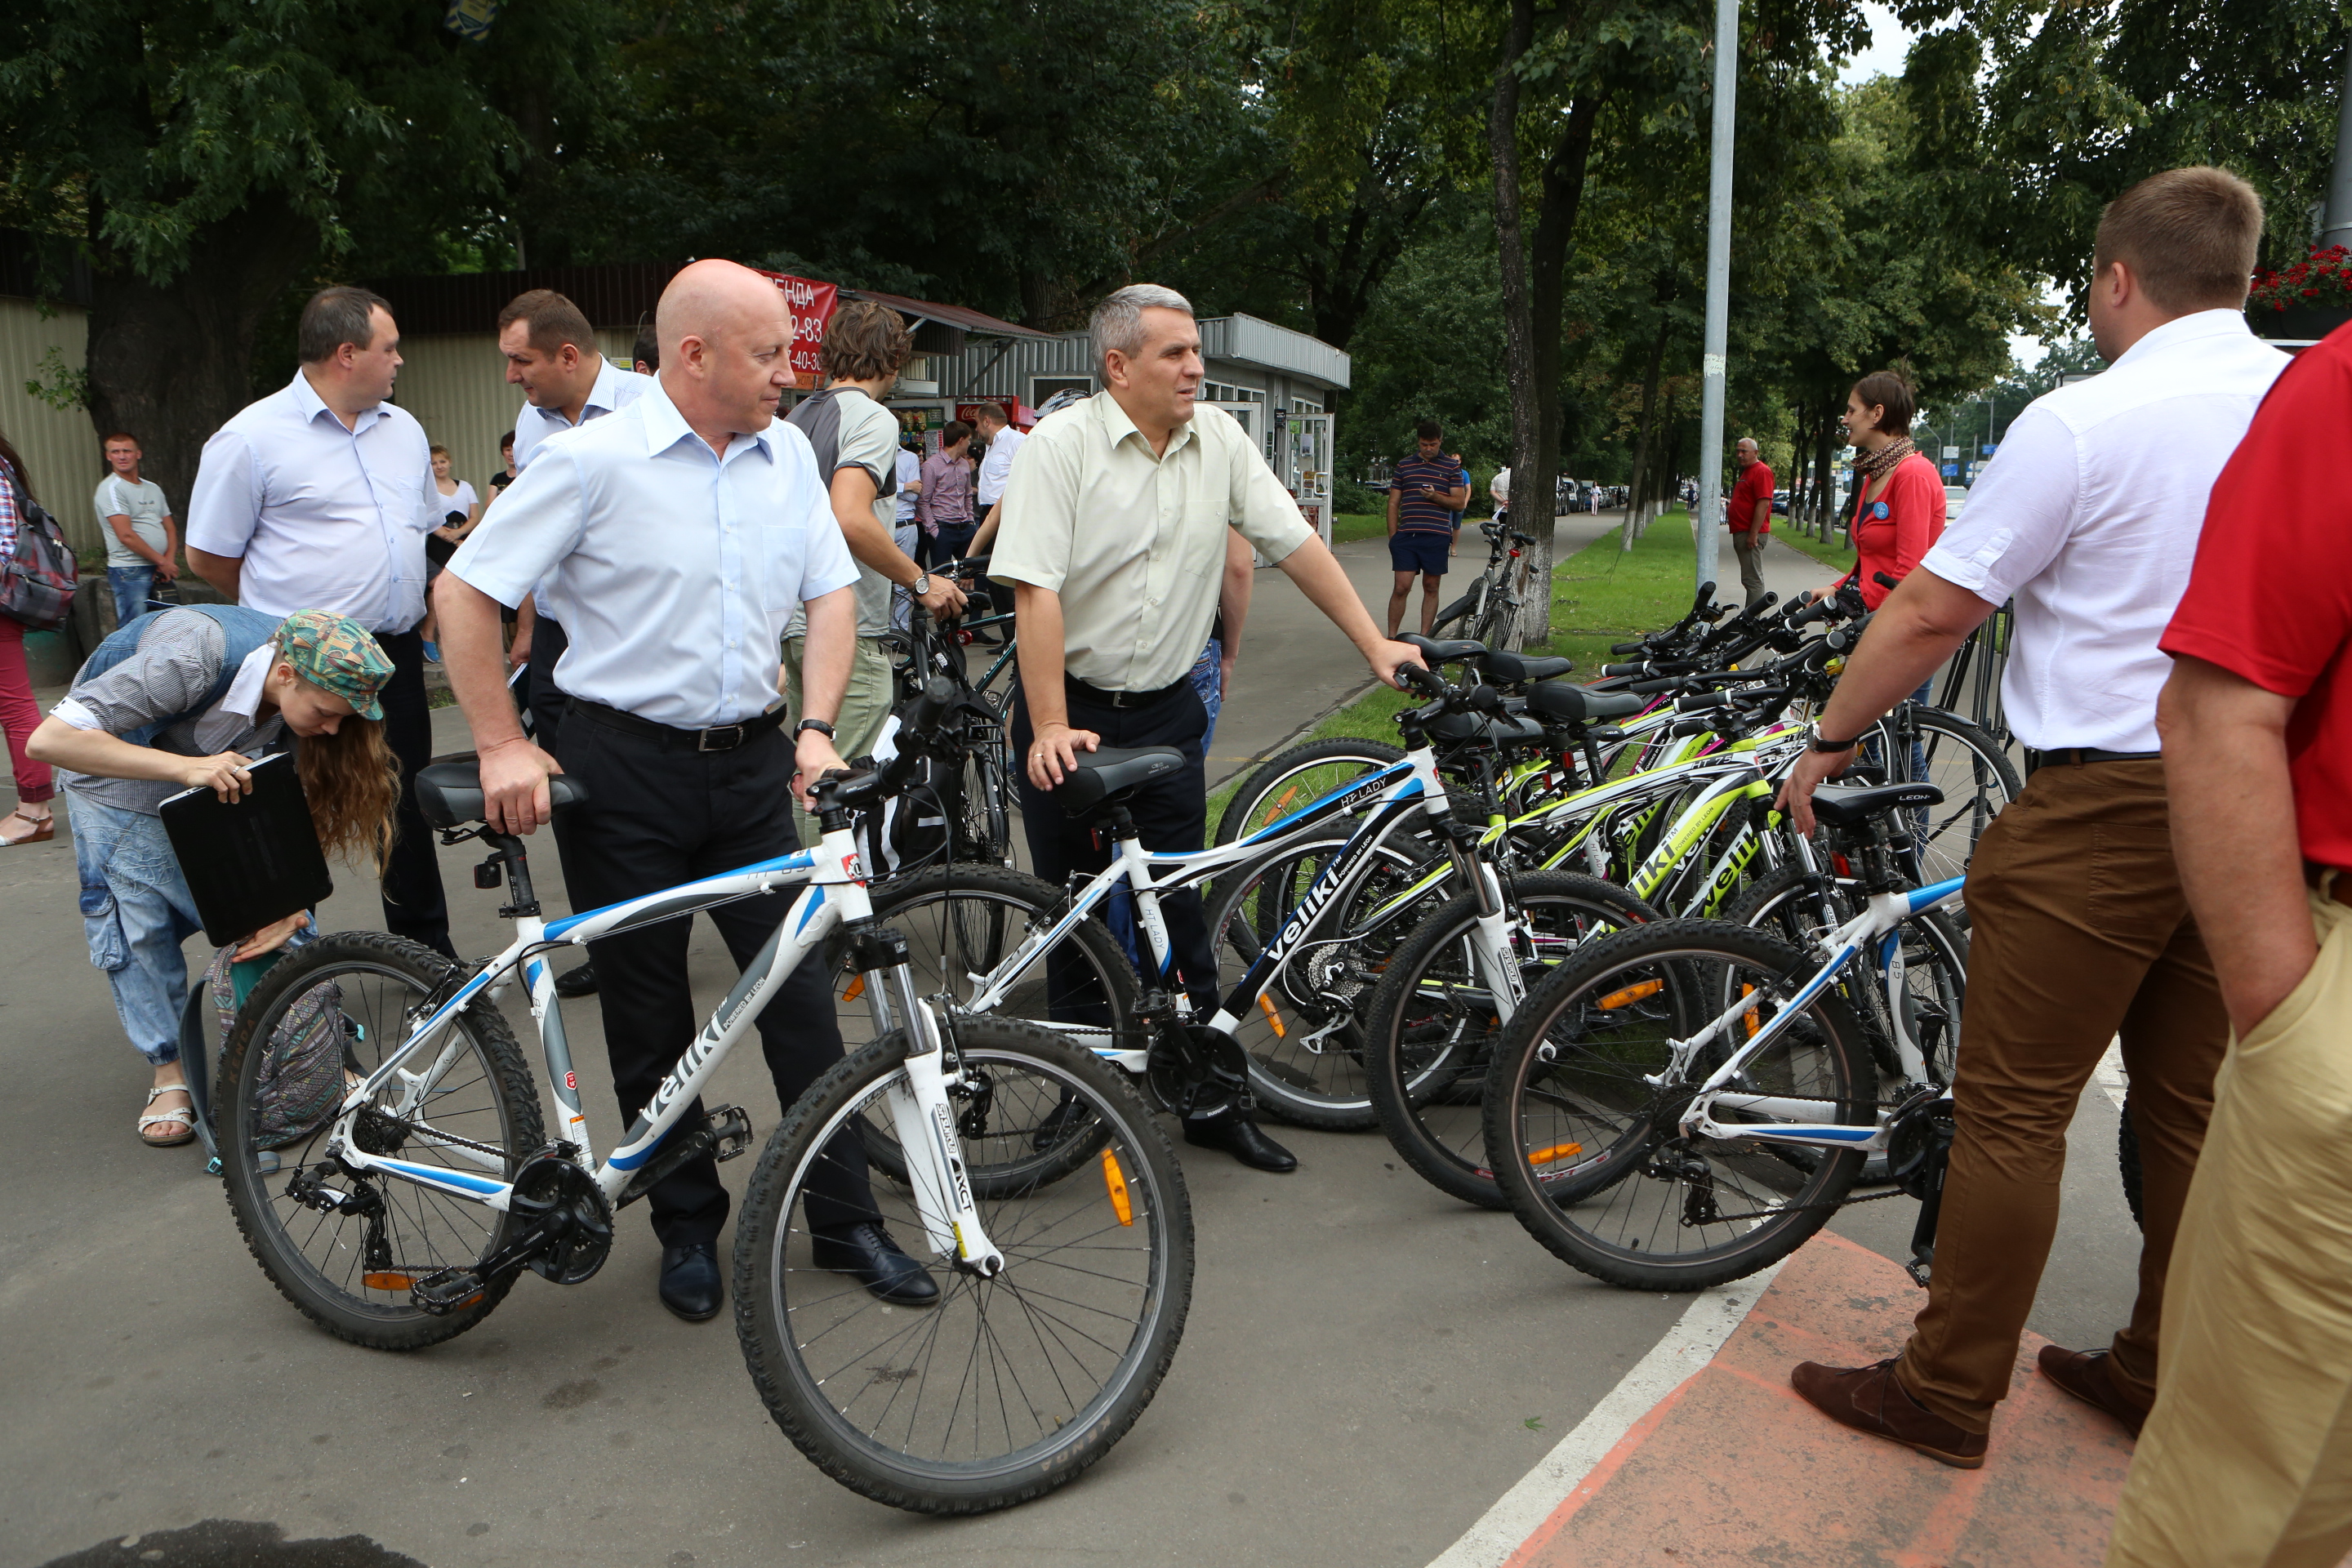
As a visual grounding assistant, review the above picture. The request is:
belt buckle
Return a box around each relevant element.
[698,724,745,752]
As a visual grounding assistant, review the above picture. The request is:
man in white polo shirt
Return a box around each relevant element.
[185,285,452,959]
[1775,167,2286,1468]
[970,399,1025,536]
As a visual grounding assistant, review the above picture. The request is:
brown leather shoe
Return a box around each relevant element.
[1791,1357,1988,1468]
[2034,1346,2147,1437]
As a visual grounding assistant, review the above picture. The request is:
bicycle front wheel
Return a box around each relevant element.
[216,932,543,1349]
[1867,706,2021,886]
[1484,920,1873,1291]
[1213,737,1406,848]
[734,1018,1193,1514]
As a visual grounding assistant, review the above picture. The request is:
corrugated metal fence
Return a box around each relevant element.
[0,298,104,554]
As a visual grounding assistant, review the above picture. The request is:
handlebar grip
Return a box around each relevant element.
[1599,662,1643,677]
[1609,641,1646,656]
[1463,684,1508,716]
[903,675,957,734]
[1626,675,1690,694]
[1675,690,1733,713]
[1396,662,1446,697]
[1873,571,1900,590]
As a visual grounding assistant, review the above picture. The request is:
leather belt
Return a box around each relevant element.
[2025,747,2160,776]
[568,696,786,752]
[1064,672,1192,711]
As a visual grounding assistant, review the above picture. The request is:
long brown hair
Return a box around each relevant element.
[295,708,401,874]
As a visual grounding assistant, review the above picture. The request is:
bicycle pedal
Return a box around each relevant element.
[410,1267,488,1315]
[707,1103,752,1163]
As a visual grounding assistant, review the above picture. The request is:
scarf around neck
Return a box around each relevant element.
[1852,435,1917,484]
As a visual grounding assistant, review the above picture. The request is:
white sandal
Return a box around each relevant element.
[139,1085,198,1147]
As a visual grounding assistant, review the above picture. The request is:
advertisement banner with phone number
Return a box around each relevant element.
[756,271,840,389]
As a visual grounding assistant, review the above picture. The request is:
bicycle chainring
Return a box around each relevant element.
[508,1153,615,1286]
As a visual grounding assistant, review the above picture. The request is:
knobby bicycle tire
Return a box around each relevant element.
[1213,737,1407,849]
[733,1018,1193,1514]
[1484,919,1873,1291]
[216,931,542,1349]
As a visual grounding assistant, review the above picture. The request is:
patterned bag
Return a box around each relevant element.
[207,947,350,1150]
[0,494,78,631]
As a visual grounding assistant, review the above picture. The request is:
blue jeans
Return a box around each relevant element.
[107,565,155,629]
[71,793,204,1066]
[1187,637,1224,753]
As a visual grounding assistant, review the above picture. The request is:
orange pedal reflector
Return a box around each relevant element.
[841,974,866,1003]
[1101,1148,1134,1226]
[1257,994,1288,1038]
[1271,786,1302,817]
[363,1272,416,1291]
[1528,1142,1585,1166]
[1740,982,1760,1037]
[1597,978,1664,1010]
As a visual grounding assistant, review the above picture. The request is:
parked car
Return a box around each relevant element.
[1943,483,1969,523]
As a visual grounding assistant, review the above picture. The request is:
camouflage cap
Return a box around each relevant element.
[275,611,394,721]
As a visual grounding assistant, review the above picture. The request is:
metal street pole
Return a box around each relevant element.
[1694,0,1739,600]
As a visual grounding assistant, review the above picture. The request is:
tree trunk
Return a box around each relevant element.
[83,200,317,519]
[1619,316,1671,550]
[1487,0,1540,638]
[1515,95,1604,644]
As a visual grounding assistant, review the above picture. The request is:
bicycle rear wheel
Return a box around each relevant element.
[1362,872,1658,1208]
[1867,706,2020,887]
[734,1018,1192,1514]
[1484,920,1873,1291]
[1213,737,1407,848]
[216,932,542,1348]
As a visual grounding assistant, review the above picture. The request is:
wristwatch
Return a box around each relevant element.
[1808,720,1861,754]
[795,719,837,742]
[911,572,931,599]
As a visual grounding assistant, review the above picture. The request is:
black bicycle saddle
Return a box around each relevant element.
[416,758,589,831]
[1051,746,1189,817]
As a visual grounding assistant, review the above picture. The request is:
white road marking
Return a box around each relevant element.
[1425,1258,1788,1568]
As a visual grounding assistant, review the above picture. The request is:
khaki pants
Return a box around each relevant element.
[781,635,894,849]
[2107,888,2352,1568]
[1891,760,2229,1430]
[1730,529,1768,604]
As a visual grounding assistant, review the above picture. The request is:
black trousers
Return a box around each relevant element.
[375,627,453,960]
[528,613,571,749]
[1011,678,1218,1013]
[553,714,876,1249]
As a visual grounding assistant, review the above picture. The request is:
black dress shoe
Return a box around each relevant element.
[657,1241,722,1322]
[811,1222,941,1305]
[555,960,599,999]
[1183,1113,1298,1173]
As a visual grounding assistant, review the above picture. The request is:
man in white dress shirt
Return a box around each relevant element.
[1775,167,2284,1468]
[497,287,653,751]
[493,287,653,1000]
[970,399,1025,536]
[438,260,938,1323]
[185,285,452,958]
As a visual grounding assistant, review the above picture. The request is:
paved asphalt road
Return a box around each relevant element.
[1,519,2142,1568]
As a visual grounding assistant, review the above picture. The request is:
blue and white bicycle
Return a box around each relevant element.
[1479,777,1971,1292]
[214,681,1192,1516]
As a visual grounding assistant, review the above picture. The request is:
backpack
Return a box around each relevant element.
[786,388,896,497]
[206,944,350,1150]
[853,713,953,876]
[1,480,78,632]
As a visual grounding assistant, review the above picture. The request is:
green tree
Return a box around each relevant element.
[0,0,619,505]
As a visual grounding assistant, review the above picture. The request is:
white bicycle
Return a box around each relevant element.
[213,680,1192,1515]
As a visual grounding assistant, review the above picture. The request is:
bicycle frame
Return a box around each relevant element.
[920,741,1528,1068]
[1653,874,1968,1152]
[315,823,1008,1271]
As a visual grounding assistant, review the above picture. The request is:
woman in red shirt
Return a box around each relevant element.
[1805,369,1946,612]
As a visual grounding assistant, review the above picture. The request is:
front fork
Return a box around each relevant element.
[854,927,1004,1276]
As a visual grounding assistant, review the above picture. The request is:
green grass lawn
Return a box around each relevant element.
[1208,514,1713,823]
[1331,511,1389,545]
[1769,524,1854,573]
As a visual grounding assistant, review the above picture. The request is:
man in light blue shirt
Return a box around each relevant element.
[185,285,451,956]
[438,260,938,1321]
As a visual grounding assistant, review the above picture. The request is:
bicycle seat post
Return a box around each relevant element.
[485,829,541,920]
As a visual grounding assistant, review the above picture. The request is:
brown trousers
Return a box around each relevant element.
[1893,760,2230,1432]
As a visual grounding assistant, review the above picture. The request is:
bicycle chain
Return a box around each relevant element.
[1696,1183,1912,1227]
[345,1104,515,1164]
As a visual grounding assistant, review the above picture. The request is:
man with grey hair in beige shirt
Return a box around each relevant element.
[990,283,1423,1173]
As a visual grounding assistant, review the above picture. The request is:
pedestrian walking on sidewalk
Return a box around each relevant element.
[184,286,454,959]
[1726,436,1773,606]
[1385,419,1468,637]
[93,433,179,629]
[1775,165,2283,1470]
[0,428,59,847]
[991,282,1425,1174]
[2106,292,2352,1568]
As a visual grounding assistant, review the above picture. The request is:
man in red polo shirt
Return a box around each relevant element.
[1726,436,1773,605]
[2108,324,2352,1566]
